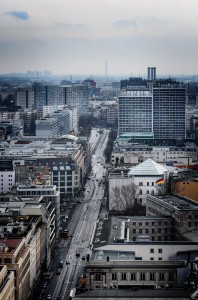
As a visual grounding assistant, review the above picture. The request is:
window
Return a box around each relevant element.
[150,273,155,280]
[158,257,162,260]
[112,273,117,280]
[139,182,143,186]
[150,257,154,260]
[131,273,136,281]
[140,273,145,280]
[147,182,149,186]
[158,248,163,253]
[159,273,164,281]
[121,273,127,280]
[4,258,12,263]
[133,229,136,233]
[150,249,154,253]
[168,273,174,281]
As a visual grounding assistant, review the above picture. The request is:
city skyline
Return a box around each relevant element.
[0,0,198,76]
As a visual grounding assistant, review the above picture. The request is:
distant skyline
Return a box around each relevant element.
[0,0,198,76]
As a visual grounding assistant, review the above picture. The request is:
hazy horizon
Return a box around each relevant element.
[0,0,198,76]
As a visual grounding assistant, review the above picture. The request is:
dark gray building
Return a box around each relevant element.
[151,80,186,139]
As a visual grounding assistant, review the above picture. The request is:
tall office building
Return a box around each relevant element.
[47,85,66,106]
[33,82,48,118]
[118,78,186,140]
[152,80,186,139]
[16,87,34,110]
[65,84,89,116]
[118,88,153,135]
[147,67,156,81]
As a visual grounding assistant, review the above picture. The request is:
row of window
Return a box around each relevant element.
[95,272,174,282]
[132,221,173,226]
[132,228,172,234]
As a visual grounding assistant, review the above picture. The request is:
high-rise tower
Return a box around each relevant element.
[151,80,186,139]
[147,67,156,81]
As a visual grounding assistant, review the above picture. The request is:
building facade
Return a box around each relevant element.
[151,81,186,139]
[118,88,153,135]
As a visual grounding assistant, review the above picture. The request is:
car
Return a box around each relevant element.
[76,251,80,257]
[81,255,85,260]
[46,295,52,300]
[66,260,70,265]
[58,261,64,268]
[56,268,61,275]
[77,200,82,203]
[69,234,73,238]
[42,282,47,288]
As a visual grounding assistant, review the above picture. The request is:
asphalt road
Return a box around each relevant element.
[43,129,110,300]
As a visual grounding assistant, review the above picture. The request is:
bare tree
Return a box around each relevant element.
[112,182,138,214]
[171,180,185,196]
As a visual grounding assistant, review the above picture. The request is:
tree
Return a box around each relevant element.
[111,182,138,214]
[103,129,117,162]
[171,180,185,196]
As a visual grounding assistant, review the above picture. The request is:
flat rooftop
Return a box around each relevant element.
[74,288,194,299]
[150,195,198,211]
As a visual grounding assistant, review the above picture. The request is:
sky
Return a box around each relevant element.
[0,0,198,76]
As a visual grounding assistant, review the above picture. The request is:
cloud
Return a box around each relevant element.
[4,11,29,20]
[144,17,168,26]
[114,19,137,27]
[114,16,167,29]
[54,22,85,28]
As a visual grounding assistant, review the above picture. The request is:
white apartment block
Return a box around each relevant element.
[0,170,15,193]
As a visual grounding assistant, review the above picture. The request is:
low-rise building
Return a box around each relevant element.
[146,194,198,237]
[108,159,169,209]
[111,143,198,166]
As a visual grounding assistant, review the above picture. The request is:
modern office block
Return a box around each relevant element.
[118,88,153,135]
[152,81,186,139]
[148,67,156,81]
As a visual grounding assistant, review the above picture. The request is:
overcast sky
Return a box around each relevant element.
[0,0,198,76]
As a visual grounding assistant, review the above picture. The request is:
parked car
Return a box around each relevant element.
[56,268,61,275]
[76,251,80,257]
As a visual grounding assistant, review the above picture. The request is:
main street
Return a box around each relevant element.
[49,128,109,300]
